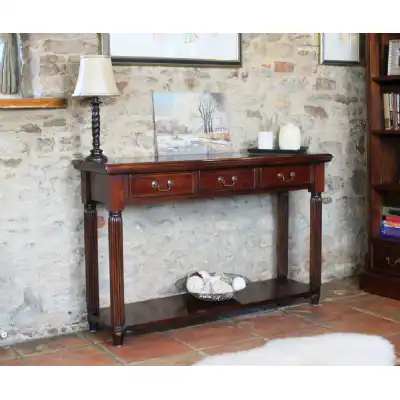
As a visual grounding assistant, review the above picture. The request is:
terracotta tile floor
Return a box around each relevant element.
[2,275,400,366]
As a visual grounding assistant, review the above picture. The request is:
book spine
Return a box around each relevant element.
[381,223,400,238]
[389,92,394,129]
[382,205,400,216]
[386,215,400,223]
[383,93,391,129]
[397,93,400,129]
[393,93,398,130]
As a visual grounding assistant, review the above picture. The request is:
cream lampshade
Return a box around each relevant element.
[73,55,119,98]
[72,55,119,163]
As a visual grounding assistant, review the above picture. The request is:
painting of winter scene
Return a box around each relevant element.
[153,92,233,156]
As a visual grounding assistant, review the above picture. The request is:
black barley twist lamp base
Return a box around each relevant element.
[86,96,108,164]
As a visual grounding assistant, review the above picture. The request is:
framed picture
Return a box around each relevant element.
[98,33,242,68]
[388,40,400,75]
[152,91,233,156]
[319,33,365,66]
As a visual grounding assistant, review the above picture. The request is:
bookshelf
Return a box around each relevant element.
[360,33,400,299]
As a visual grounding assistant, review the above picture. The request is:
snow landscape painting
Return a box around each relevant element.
[152,92,233,156]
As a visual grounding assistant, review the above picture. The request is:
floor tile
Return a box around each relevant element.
[285,301,364,324]
[320,276,364,302]
[13,334,89,357]
[80,330,111,344]
[202,337,267,356]
[339,293,400,308]
[271,326,331,339]
[132,352,204,366]
[338,295,400,322]
[326,313,400,336]
[236,313,319,338]
[0,347,18,362]
[23,346,119,366]
[171,321,256,349]
[0,358,24,366]
[100,332,192,364]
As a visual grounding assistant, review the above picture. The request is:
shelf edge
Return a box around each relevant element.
[0,98,67,109]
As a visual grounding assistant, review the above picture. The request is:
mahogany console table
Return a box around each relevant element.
[72,152,333,346]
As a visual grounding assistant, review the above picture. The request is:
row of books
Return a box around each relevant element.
[383,92,400,130]
[381,206,400,238]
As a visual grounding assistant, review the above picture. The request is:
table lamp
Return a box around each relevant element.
[72,55,119,163]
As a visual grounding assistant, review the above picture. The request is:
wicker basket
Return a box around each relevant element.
[175,272,250,302]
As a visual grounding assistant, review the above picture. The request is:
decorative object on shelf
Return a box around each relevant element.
[258,131,274,150]
[99,33,242,67]
[278,123,302,150]
[175,271,250,302]
[0,33,21,95]
[318,33,365,66]
[387,40,400,76]
[152,91,232,156]
[72,55,119,163]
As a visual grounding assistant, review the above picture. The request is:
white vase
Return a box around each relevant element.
[278,123,302,150]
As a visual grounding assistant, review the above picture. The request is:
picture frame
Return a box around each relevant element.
[387,40,400,76]
[318,33,365,66]
[98,33,242,68]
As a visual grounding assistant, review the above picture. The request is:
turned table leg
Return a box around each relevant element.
[84,202,100,332]
[108,210,125,346]
[310,192,323,305]
[277,192,289,282]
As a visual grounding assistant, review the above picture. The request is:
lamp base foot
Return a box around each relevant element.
[85,152,108,163]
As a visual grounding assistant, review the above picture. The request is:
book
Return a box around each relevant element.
[382,206,400,216]
[382,92,400,130]
[381,220,400,238]
[386,215,400,223]
[383,93,391,129]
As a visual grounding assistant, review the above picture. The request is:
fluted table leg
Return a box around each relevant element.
[84,202,100,332]
[108,210,125,346]
[310,192,323,305]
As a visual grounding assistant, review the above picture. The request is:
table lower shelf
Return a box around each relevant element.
[91,278,312,334]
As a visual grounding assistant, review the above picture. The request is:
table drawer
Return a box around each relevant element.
[129,172,195,198]
[260,165,311,188]
[372,242,400,276]
[199,168,256,192]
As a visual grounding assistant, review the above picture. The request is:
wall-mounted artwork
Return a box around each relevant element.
[152,92,233,156]
[319,33,365,66]
[99,33,242,67]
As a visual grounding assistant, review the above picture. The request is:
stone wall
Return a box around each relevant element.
[0,33,367,345]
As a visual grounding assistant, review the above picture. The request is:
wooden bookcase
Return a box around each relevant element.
[360,33,400,299]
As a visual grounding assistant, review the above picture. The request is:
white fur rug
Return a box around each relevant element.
[194,333,396,366]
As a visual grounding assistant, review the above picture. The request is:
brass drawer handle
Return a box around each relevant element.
[151,180,173,192]
[278,172,296,182]
[218,176,237,187]
[386,256,400,267]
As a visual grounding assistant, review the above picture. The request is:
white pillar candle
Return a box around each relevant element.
[257,131,274,149]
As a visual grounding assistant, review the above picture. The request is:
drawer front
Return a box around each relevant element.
[260,165,311,188]
[372,243,400,276]
[129,172,194,198]
[199,168,256,192]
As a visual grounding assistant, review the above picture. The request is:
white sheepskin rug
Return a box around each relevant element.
[194,333,396,366]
